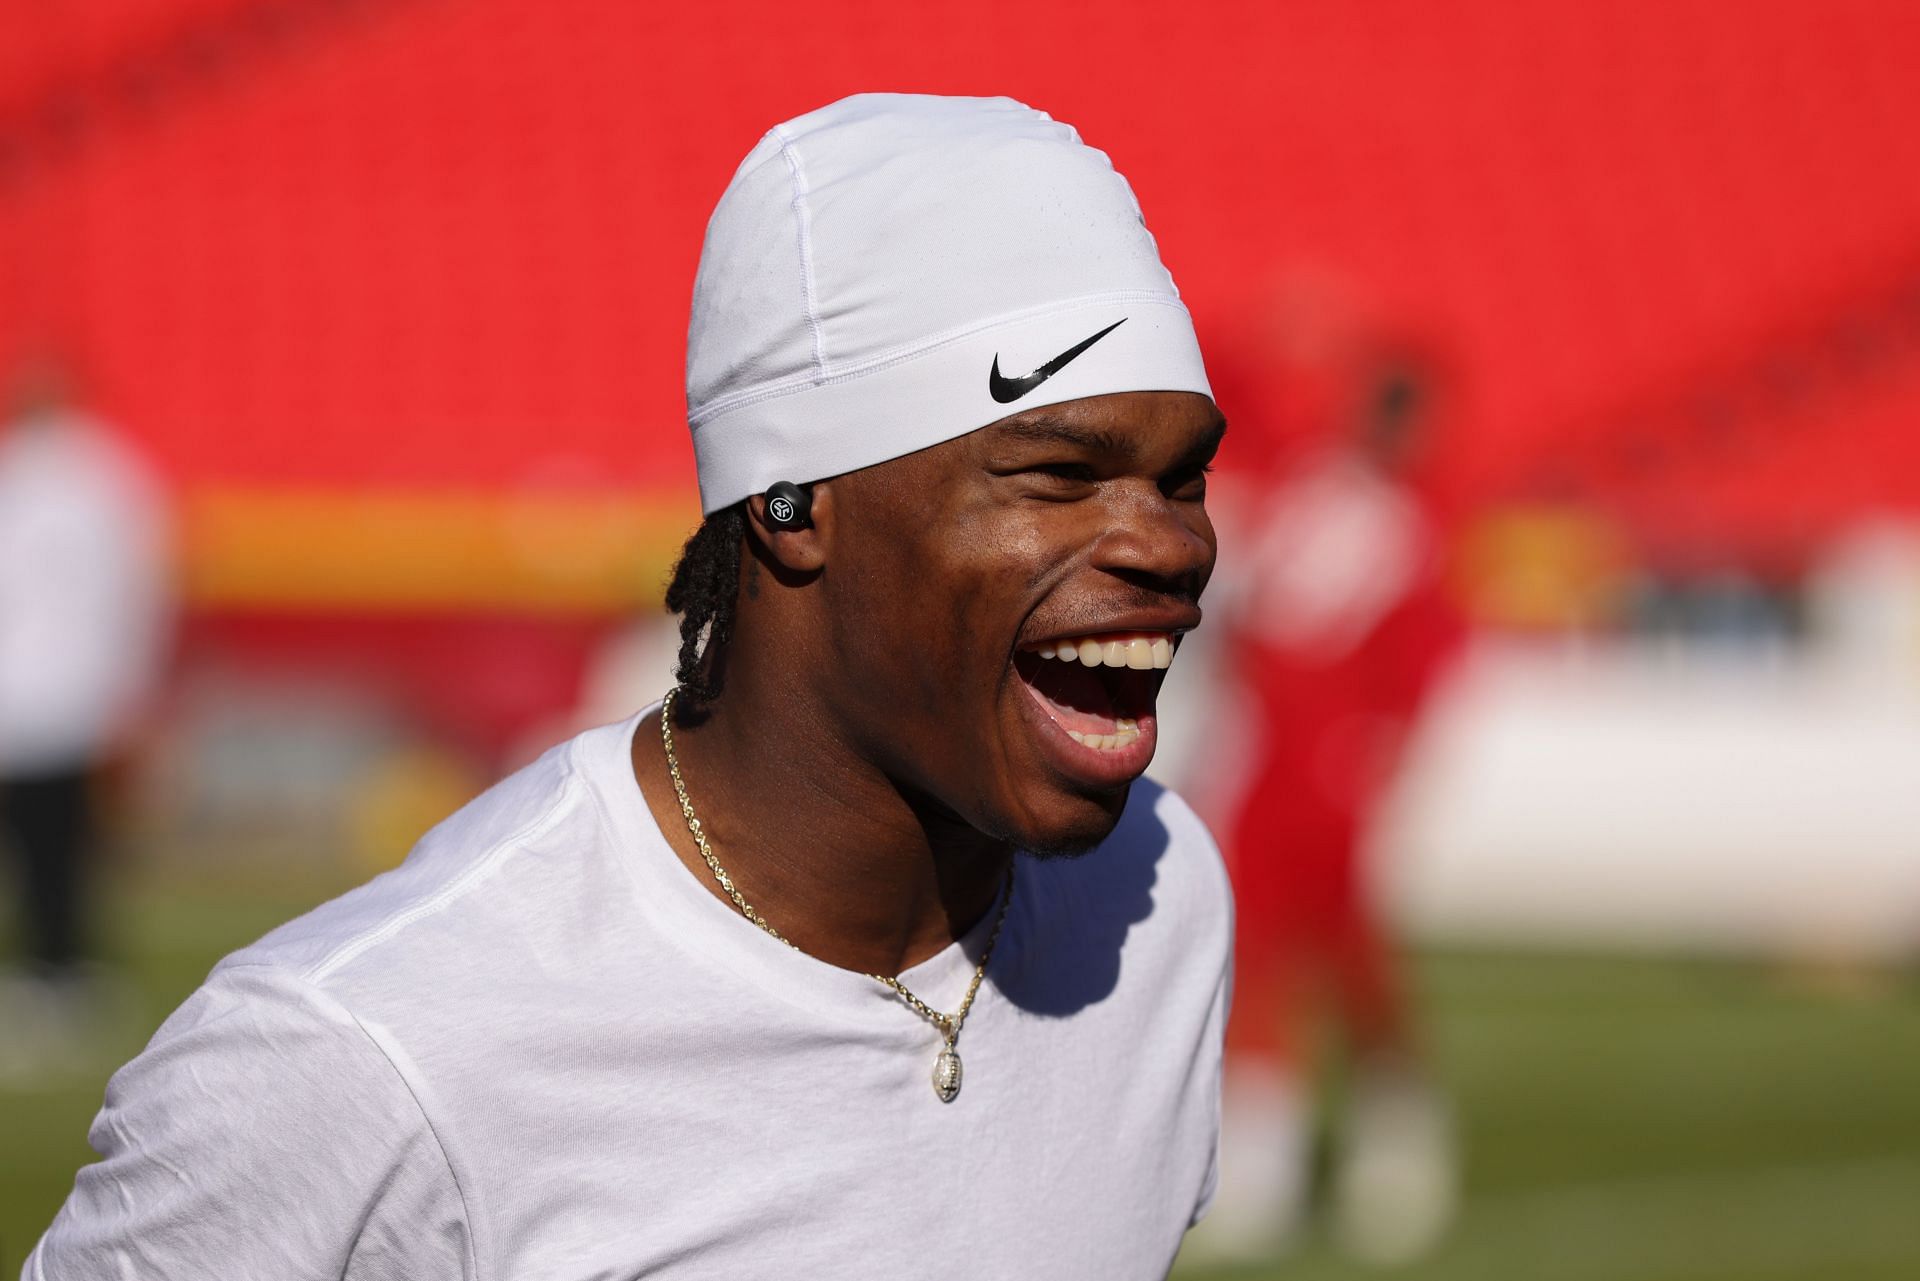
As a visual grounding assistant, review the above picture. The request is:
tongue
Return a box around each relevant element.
[1015,653,1133,735]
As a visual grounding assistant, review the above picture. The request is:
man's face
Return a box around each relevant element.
[819,390,1222,853]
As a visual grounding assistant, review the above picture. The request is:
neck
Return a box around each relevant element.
[631,676,1013,978]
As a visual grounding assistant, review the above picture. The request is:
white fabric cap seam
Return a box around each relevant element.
[770,122,830,379]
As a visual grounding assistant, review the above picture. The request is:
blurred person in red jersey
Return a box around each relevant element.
[0,356,172,1071]
[1199,305,1465,1264]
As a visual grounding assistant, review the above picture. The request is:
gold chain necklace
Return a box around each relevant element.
[659,685,1013,1103]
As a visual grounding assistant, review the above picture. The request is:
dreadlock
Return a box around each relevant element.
[663,501,747,705]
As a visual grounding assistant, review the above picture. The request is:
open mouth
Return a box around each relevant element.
[1012,631,1174,754]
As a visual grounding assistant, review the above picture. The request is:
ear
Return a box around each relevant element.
[745,483,831,572]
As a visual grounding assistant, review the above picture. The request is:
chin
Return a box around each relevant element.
[1003,784,1132,859]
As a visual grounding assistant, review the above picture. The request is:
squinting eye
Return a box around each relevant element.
[1164,464,1212,498]
[1008,464,1100,498]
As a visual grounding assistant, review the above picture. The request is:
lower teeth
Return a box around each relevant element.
[1066,721,1140,751]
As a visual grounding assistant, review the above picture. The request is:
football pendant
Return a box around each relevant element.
[932,1047,963,1102]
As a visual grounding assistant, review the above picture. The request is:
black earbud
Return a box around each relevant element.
[762,480,813,531]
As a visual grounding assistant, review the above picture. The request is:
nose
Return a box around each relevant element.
[1091,484,1215,593]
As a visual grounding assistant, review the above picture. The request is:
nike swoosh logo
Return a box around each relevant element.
[988,318,1128,404]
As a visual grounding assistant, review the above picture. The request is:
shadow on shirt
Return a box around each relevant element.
[989,777,1169,1017]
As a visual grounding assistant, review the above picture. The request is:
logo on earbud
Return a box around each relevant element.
[763,481,812,531]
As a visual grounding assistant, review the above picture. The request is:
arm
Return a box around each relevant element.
[26,964,471,1280]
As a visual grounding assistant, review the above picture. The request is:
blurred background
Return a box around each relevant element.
[3,1,1919,1276]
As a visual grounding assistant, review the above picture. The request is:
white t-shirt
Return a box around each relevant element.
[29,711,1232,1280]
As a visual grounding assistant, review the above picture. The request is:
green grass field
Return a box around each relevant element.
[5,865,1918,1280]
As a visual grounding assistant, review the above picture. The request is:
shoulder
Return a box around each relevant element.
[92,964,427,1142]
[223,723,616,989]
[30,964,471,1278]
[25,723,649,1278]
[205,718,661,1097]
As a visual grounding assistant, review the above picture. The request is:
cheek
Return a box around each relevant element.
[822,535,989,713]
[938,514,1057,653]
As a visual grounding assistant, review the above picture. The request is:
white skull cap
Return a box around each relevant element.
[685,93,1212,514]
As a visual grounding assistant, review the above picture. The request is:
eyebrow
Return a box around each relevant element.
[992,415,1134,456]
[991,413,1229,465]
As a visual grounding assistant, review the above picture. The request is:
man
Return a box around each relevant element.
[28,94,1231,1279]
[1209,340,1461,1262]
[0,359,170,1072]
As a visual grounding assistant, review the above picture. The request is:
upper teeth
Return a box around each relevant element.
[1031,633,1174,669]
